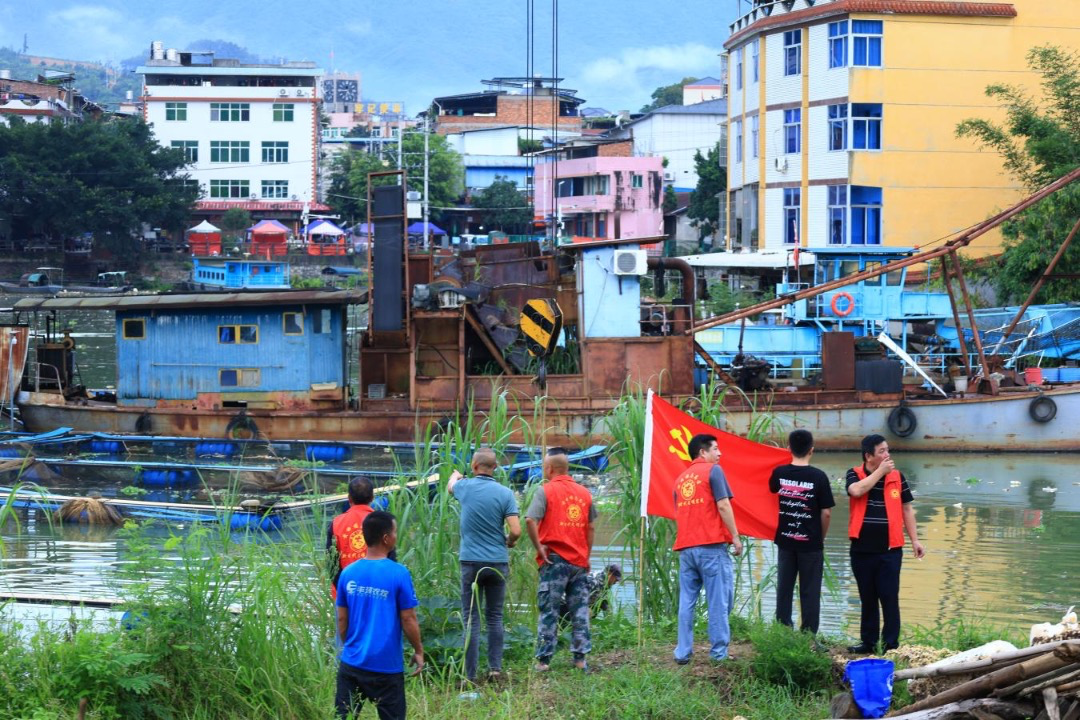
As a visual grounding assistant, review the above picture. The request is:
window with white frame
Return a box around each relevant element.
[736,48,744,91]
[783,188,800,244]
[210,102,250,122]
[852,20,883,67]
[734,119,743,164]
[165,102,187,121]
[828,185,847,245]
[829,21,848,68]
[784,109,801,154]
[210,141,250,163]
[261,141,289,163]
[171,140,198,163]
[828,104,848,151]
[209,179,250,198]
[261,180,289,199]
[784,30,802,76]
[851,104,882,150]
[272,103,294,122]
[751,39,759,83]
[750,114,759,158]
[850,186,882,245]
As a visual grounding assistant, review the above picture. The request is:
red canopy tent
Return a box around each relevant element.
[187,220,222,256]
[249,220,289,258]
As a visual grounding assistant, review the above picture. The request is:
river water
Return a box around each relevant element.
[1,299,1078,640]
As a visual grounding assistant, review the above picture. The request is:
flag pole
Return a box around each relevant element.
[637,389,656,649]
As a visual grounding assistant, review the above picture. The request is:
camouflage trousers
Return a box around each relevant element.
[536,554,591,662]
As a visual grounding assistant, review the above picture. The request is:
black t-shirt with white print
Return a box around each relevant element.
[769,464,835,551]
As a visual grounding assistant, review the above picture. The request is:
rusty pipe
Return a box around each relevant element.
[649,256,695,331]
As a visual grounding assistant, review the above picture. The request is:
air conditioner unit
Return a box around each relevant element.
[278,89,288,97]
[406,190,422,201]
[250,194,258,200]
[296,89,305,97]
[291,194,298,201]
[613,249,648,276]
[775,157,788,173]
[663,171,674,182]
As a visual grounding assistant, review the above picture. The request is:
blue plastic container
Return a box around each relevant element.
[229,512,283,532]
[1059,367,1080,383]
[305,444,352,462]
[0,448,21,458]
[87,440,124,454]
[1042,367,1061,382]
[195,441,236,457]
[844,658,894,719]
[140,469,198,488]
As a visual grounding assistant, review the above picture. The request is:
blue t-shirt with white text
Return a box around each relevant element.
[336,558,419,673]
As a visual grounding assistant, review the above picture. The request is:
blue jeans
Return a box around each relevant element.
[460,561,508,680]
[675,544,734,661]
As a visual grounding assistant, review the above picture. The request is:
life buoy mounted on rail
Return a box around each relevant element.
[830,292,855,317]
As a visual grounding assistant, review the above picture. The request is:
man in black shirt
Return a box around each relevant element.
[846,434,925,653]
[769,429,834,634]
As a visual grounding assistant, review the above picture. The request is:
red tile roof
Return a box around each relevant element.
[725,0,1017,48]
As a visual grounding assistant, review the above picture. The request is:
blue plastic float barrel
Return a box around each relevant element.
[87,440,124,454]
[0,448,21,458]
[304,445,352,462]
[195,441,237,457]
[229,512,282,532]
[139,469,198,488]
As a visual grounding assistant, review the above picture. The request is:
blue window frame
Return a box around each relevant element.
[734,119,743,163]
[829,21,849,68]
[751,39,759,83]
[783,188,801,245]
[828,104,848,151]
[736,48,744,91]
[784,109,801,154]
[852,103,882,150]
[852,20,883,67]
[850,186,882,245]
[784,30,802,76]
[828,186,847,245]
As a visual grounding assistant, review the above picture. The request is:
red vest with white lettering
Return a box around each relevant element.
[849,466,905,549]
[332,504,373,569]
[673,459,732,551]
[536,475,592,569]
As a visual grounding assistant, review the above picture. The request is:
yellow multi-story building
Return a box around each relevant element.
[723,0,1080,257]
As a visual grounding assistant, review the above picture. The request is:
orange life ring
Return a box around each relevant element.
[830,292,855,317]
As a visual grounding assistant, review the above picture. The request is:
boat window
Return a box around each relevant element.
[314,308,332,334]
[885,268,904,286]
[839,260,860,278]
[122,319,145,340]
[220,368,260,387]
[218,324,259,344]
[283,312,304,335]
[864,261,883,285]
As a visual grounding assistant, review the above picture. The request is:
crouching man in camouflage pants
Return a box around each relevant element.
[525,452,596,672]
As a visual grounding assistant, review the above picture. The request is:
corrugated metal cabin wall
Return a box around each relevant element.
[115,305,345,402]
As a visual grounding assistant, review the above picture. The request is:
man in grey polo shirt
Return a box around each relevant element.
[448,448,521,682]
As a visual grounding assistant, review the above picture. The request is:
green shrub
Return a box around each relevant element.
[749,621,833,692]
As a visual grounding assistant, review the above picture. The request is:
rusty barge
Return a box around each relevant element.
[8,173,1080,452]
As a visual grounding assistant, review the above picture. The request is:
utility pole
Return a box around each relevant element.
[397,119,403,171]
[423,112,430,250]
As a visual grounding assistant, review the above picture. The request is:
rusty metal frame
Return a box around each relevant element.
[947,250,993,392]
[367,169,409,342]
[939,255,973,376]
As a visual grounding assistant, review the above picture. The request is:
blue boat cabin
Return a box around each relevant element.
[192,257,291,290]
[115,293,348,411]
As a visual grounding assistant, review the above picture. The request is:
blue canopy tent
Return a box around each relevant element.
[406,221,447,235]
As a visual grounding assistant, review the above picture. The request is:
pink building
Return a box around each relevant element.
[534,141,665,253]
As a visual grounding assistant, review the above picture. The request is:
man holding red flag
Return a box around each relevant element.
[671,433,743,664]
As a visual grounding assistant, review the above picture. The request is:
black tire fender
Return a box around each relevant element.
[1029,395,1057,423]
[887,406,917,438]
[225,411,259,439]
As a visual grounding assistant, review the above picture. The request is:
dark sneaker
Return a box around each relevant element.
[846,644,874,654]
[674,656,691,666]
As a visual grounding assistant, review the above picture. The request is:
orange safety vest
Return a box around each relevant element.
[332,503,374,569]
[672,459,733,551]
[849,466,905,550]
[536,475,592,569]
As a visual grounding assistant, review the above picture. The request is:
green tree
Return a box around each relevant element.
[326,133,463,224]
[219,208,252,244]
[0,117,196,254]
[472,176,533,233]
[640,77,699,113]
[957,45,1080,303]
[686,142,726,244]
[662,185,678,214]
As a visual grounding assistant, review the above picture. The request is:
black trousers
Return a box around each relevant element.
[335,662,406,720]
[775,547,824,633]
[850,548,903,649]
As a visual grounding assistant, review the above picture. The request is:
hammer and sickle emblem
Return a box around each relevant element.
[668,426,693,462]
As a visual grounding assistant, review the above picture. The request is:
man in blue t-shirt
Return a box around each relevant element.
[335,511,423,720]
[448,447,521,682]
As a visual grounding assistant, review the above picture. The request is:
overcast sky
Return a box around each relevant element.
[3,0,744,113]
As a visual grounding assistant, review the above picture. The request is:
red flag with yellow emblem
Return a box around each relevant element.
[640,390,789,541]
